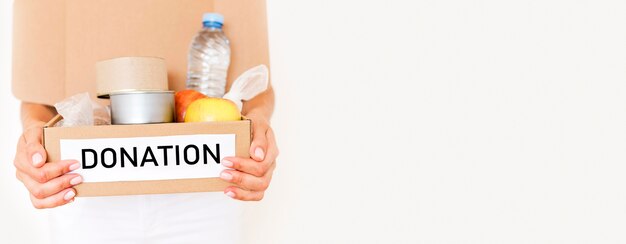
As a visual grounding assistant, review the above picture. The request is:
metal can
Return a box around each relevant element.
[110,91,175,124]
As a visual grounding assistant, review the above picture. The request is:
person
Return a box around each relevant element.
[11,0,278,243]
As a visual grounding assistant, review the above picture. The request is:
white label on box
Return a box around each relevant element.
[60,134,235,183]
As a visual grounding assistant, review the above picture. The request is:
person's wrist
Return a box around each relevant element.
[23,120,46,132]
[244,109,270,125]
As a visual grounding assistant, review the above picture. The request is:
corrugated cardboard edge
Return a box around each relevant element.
[75,179,233,197]
[44,114,63,128]
[43,117,251,197]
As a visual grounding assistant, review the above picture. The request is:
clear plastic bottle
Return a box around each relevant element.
[186,13,230,97]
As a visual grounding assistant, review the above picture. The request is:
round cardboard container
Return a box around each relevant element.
[96,57,169,98]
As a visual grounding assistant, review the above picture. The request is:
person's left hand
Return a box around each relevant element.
[219,113,278,201]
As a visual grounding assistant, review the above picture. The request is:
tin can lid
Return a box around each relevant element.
[108,90,175,96]
[96,56,169,98]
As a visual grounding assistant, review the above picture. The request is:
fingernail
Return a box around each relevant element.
[69,162,80,171]
[255,148,265,160]
[222,159,233,167]
[70,176,83,185]
[220,171,233,181]
[63,190,76,201]
[31,153,43,167]
[225,191,236,198]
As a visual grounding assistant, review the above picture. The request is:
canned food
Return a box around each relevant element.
[110,91,175,124]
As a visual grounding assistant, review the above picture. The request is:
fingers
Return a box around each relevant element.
[227,127,278,177]
[19,171,83,199]
[220,162,275,191]
[221,157,271,177]
[223,186,265,201]
[26,140,47,168]
[29,188,76,209]
[221,120,279,202]
[15,159,79,184]
[16,125,78,209]
[265,128,279,161]
[22,127,46,167]
[250,120,269,161]
[22,126,43,145]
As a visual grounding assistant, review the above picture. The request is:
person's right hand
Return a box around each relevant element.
[13,123,82,209]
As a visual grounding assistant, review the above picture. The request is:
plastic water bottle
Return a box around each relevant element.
[186,13,230,97]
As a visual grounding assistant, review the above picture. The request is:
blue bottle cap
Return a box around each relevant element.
[202,13,224,25]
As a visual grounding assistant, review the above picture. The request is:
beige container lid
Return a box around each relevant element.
[96,56,169,98]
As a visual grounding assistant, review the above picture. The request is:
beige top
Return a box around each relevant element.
[12,0,270,106]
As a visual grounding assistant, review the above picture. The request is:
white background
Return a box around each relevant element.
[2,0,626,243]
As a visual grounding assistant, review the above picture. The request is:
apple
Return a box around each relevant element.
[184,97,242,122]
[175,89,207,122]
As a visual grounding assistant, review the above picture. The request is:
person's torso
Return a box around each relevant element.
[63,0,215,104]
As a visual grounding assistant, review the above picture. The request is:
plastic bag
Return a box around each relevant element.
[222,65,269,111]
[92,100,112,126]
[54,92,111,127]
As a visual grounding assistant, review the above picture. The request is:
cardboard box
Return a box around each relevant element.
[43,114,251,197]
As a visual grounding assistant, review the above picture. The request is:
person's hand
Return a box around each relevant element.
[219,113,278,201]
[14,123,82,209]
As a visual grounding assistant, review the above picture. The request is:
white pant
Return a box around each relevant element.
[48,192,242,244]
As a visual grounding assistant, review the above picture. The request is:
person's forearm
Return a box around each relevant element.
[20,102,57,130]
[242,85,275,121]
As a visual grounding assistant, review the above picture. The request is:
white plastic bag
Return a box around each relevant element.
[222,65,269,111]
[54,92,111,127]
[92,100,112,126]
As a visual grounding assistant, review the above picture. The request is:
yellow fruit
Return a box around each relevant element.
[184,97,241,122]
